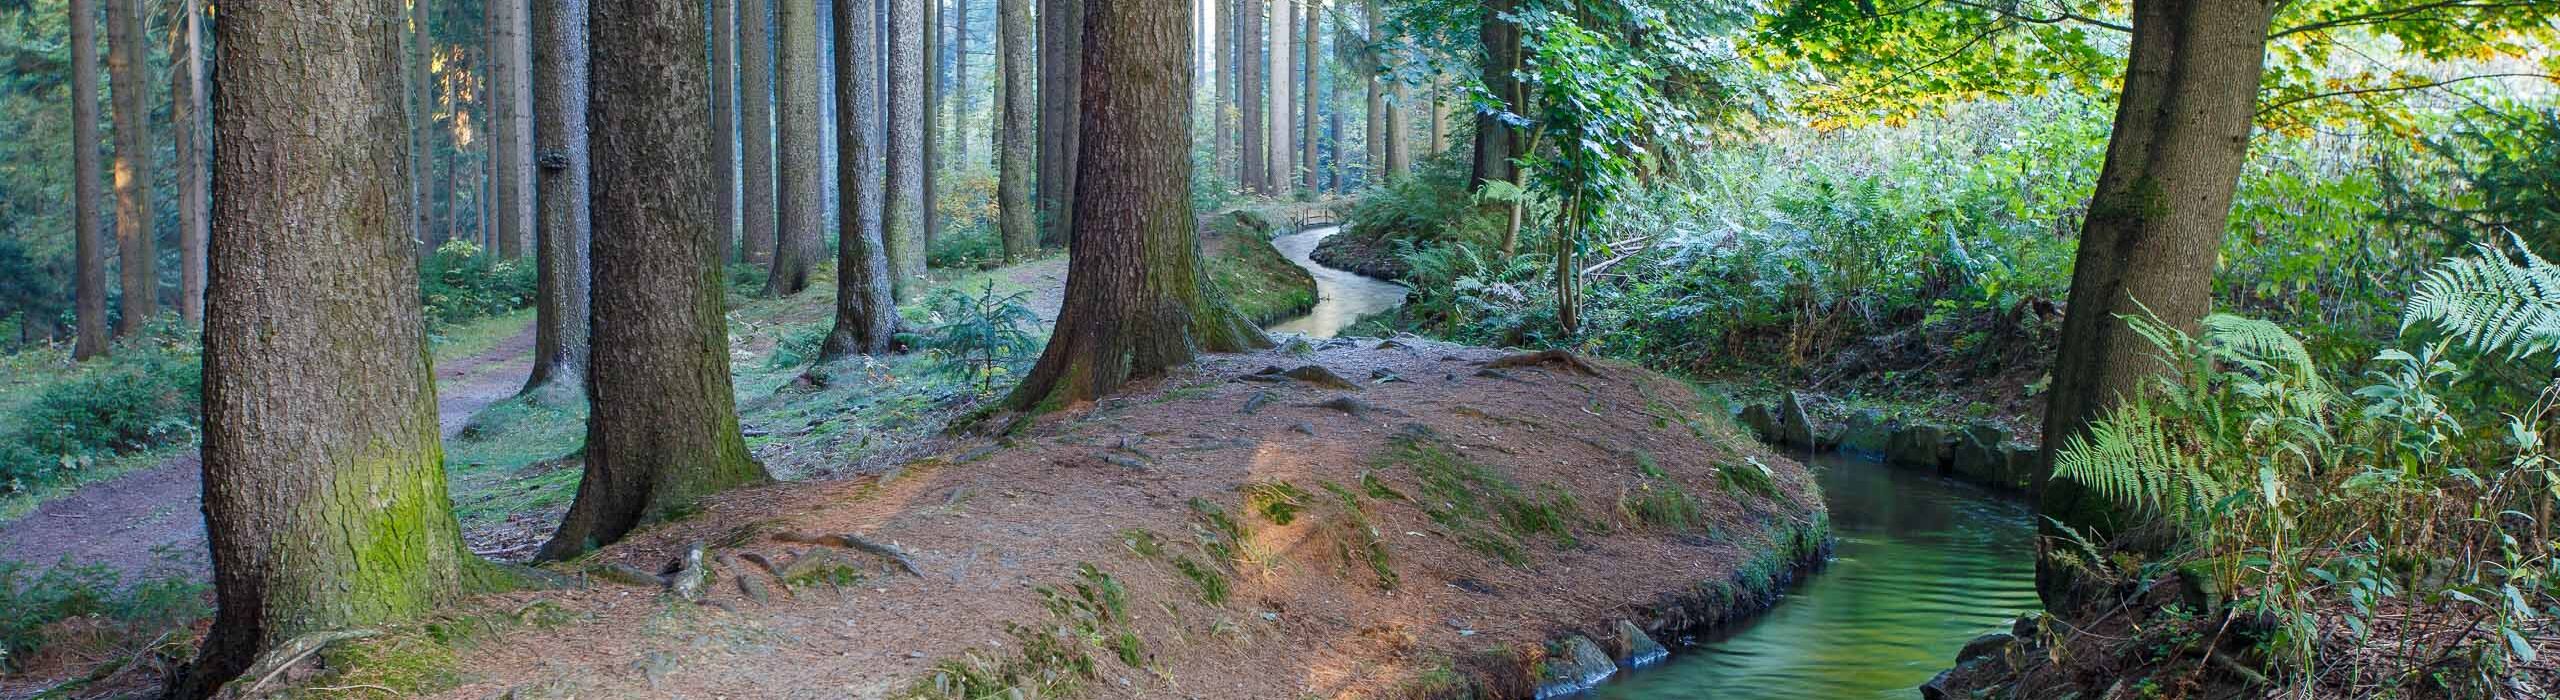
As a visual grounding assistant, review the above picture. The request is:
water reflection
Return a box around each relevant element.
[1267,226,1410,339]
[1591,454,2040,699]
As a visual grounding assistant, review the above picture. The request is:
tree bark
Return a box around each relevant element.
[526,0,594,395]
[765,0,825,296]
[1236,0,1262,193]
[996,0,1035,262]
[885,0,930,299]
[70,0,107,359]
[741,0,778,267]
[1213,0,1234,184]
[1299,0,1317,193]
[177,0,206,325]
[1035,0,1081,248]
[2035,0,2277,607]
[1264,0,1290,195]
[712,0,741,264]
[1361,0,1383,187]
[105,0,153,333]
[173,0,475,691]
[821,0,898,359]
[922,0,942,249]
[544,0,773,559]
[1384,80,1408,176]
[405,0,431,257]
[488,0,532,260]
[1007,0,1266,412]
[1469,0,1518,198]
[949,0,972,168]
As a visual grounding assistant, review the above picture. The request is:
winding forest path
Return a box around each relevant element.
[0,323,538,583]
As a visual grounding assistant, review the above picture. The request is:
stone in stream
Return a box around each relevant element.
[1737,403,1777,440]
[1612,619,1670,668]
[1951,422,2016,489]
[1887,422,1953,470]
[1839,409,1890,459]
[1537,635,1620,696]
[1775,391,1819,449]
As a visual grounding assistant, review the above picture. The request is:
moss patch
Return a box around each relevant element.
[1378,432,1587,567]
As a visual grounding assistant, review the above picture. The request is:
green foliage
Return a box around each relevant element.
[419,240,536,327]
[0,323,199,492]
[765,322,830,370]
[1717,458,1779,499]
[0,561,209,674]
[917,281,1041,393]
[2405,238,2560,365]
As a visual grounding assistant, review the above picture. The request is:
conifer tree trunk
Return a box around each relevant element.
[544,0,773,559]
[405,0,431,254]
[1384,81,1408,176]
[488,0,532,259]
[765,0,825,296]
[174,0,477,691]
[105,0,153,332]
[995,0,1034,262]
[1007,0,1266,412]
[1213,0,1234,184]
[1361,0,1383,186]
[526,0,594,395]
[1265,0,1290,195]
[1299,0,1317,193]
[1236,0,1262,193]
[70,0,107,360]
[1034,0,1081,248]
[1469,0,1518,198]
[178,0,209,324]
[712,0,741,264]
[2036,0,2277,607]
[922,0,942,249]
[821,0,897,359]
[741,0,778,266]
[885,0,929,299]
[949,0,972,167]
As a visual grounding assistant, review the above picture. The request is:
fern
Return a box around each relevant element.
[2054,402,2224,525]
[2405,238,2560,364]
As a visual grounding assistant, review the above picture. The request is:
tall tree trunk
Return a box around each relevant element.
[510,0,534,255]
[1325,100,1342,192]
[489,0,531,259]
[1428,76,1445,155]
[1236,0,1261,193]
[821,0,897,359]
[885,0,929,299]
[1384,80,1407,176]
[2036,0,2276,608]
[1034,0,1081,248]
[178,0,208,324]
[1007,0,1266,412]
[949,0,972,168]
[526,0,594,395]
[922,0,942,249]
[1299,0,1318,193]
[543,0,772,559]
[1469,0,1518,199]
[173,0,476,691]
[70,0,107,359]
[995,0,1034,262]
[741,0,778,266]
[1264,0,1290,195]
[1212,0,1232,185]
[1361,0,1382,187]
[765,0,824,296]
[712,0,740,264]
[406,0,430,255]
[105,0,153,333]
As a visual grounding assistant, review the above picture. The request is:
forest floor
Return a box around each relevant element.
[0,320,539,584]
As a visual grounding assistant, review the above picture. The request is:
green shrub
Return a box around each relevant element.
[0,561,208,673]
[419,240,535,326]
[917,281,1040,393]
[0,324,200,492]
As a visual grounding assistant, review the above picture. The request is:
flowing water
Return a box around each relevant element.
[1590,454,2041,698]
[1267,225,1409,338]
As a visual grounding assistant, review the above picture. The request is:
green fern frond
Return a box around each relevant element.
[2406,238,2560,365]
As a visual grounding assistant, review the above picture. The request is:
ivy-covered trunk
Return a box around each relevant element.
[2037,0,2277,607]
[543,0,773,559]
[821,0,899,360]
[178,0,473,691]
[1007,0,1267,412]
[526,0,594,395]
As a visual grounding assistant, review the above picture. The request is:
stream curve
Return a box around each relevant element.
[1267,225,1409,338]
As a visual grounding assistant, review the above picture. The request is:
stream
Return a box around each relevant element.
[1267,225,1409,338]
[1591,453,2040,698]
[1262,229,2038,697]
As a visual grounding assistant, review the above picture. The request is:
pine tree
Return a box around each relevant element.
[68,0,106,359]
[104,0,153,332]
[527,0,595,394]
[820,0,898,359]
[765,0,825,296]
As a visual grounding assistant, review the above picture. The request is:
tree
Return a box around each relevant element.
[488,0,532,259]
[173,0,479,690]
[104,0,152,333]
[923,0,942,249]
[526,0,595,395]
[741,0,778,267]
[1213,0,1235,183]
[1005,0,1267,411]
[765,0,825,296]
[1469,0,1520,201]
[1236,0,1262,192]
[1036,0,1081,247]
[949,0,973,166]
[69,0,105,359]
[1299,0,1318,192]
[178,0,207,324]
[1361,0,1384,185]
[995,0,1035,261]
[1265,0,1291,194]
[886,0,929,299]
[820,0,898,359]
[543,0,773,559]
[712,0,740,264]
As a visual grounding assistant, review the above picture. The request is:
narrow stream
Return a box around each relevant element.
[1591,454,2040,698]
[1267,225,1409,338]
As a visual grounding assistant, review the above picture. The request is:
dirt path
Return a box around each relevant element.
[0,324,539,583]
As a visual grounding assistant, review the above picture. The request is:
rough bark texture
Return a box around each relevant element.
[1385,80,1408,176]
[1299,0,1317,192]
[923,0,942,248]
[741,0,778,266]
[1213,0,1234,184]
[821,0,898,360]
[488,0,531,259]
[1236,0,1262,193]
[1035,0,1081,248]
[180,0,207,324]
[526,0,594,394]
[174,0,472,692]
[1007,0,1266,412]
[996,0,1035,261]
[2036,0,2276,607]
[1264,0,1290,195]
[544,0,772,560]
[105,0,153,332]
[712,0,740,264]
[886,0,929,300]
[405,0,430,255]
[765,0,825,296]
[949,0,972,167]
[70,0,106,359]
[1469,0,1518,197]
[1361,0,1383,185]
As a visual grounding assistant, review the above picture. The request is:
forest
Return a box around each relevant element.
[0,0,2555,697]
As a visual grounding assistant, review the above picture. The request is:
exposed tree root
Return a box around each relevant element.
[1484,349,1603,377]
[211,628,379,700]
[773,530,925,577]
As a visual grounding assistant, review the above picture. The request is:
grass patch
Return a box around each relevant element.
[427,308,534,367]
[901,564,1145,699]
[1200,209,1319,325]
[444,396,587,529]
[1379,432,1585,567]
[1718,458,1779,499]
